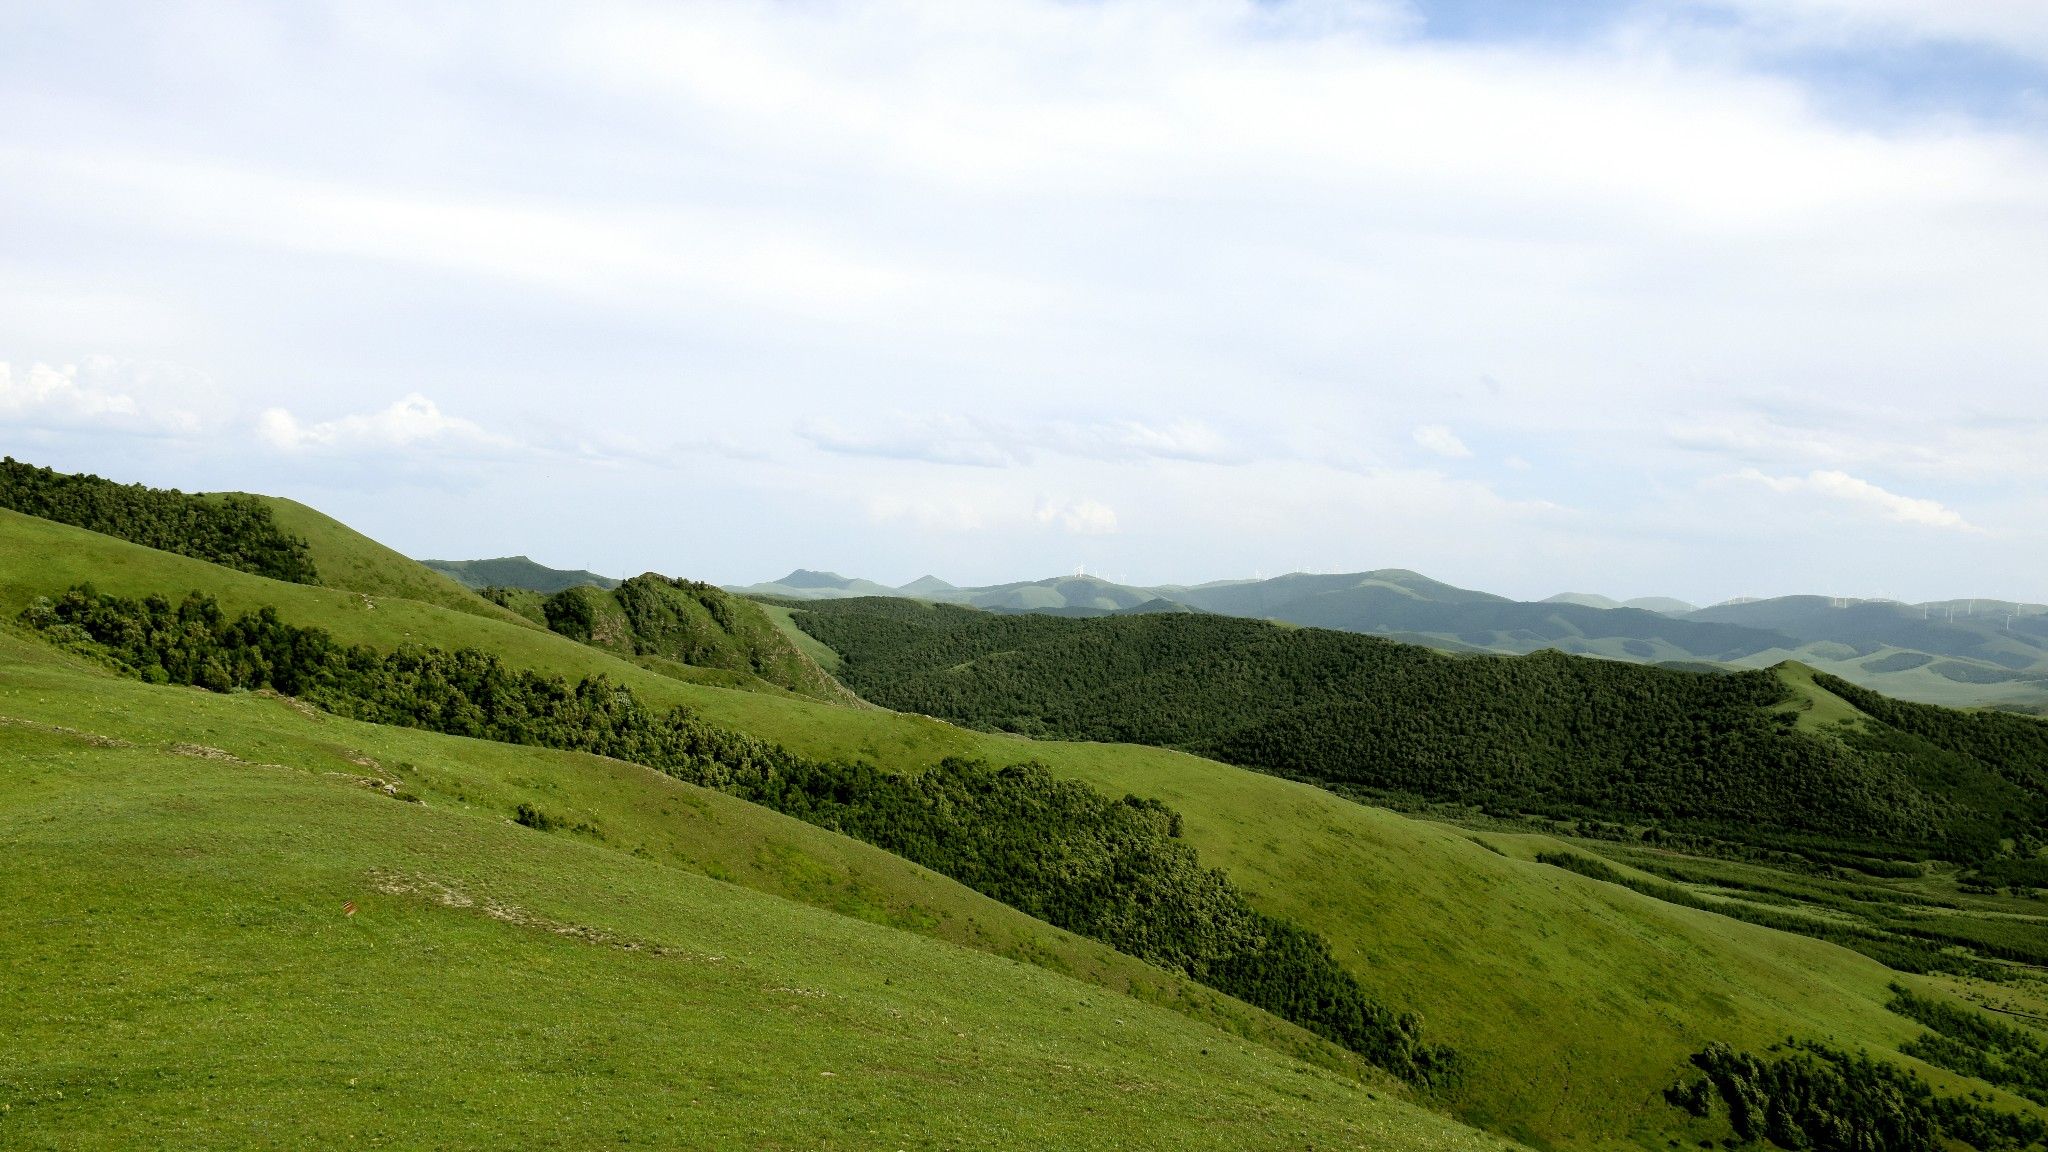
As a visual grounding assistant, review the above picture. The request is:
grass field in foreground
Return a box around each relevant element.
[0,634,1500,1151]
[0,630,1375,1083]
[2,509,2037,1151]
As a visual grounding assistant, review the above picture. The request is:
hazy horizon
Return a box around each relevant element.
[6,1,2046,606]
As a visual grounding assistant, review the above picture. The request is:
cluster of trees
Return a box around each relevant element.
[23,584,1455,1086]
[1,457,318,584]
[791,601,2046,863]
[1670,1041,2045,1152]
[1888,985,2048,1106]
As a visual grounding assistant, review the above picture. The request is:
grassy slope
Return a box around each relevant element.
[0,629,1380,1086]
[0,677,1507,1150]
[758,601,846,672]
[253,495,540,629]
[576,579,865,705]
[1770,660,1869,732]
[0,510,2011,1150]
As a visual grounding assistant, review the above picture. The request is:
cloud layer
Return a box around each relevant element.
[2,1,2044,601]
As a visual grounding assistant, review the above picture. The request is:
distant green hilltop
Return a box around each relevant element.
[420,554,620,593]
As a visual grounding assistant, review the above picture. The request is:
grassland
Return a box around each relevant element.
[253,495,540,628]
[3,507,2042,1150]
[0,630,1505,1149]
[759,601,846,671]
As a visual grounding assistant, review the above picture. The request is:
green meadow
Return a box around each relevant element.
[3,501,2045,1150]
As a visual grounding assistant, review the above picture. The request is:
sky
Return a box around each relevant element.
[3,0,2046,605]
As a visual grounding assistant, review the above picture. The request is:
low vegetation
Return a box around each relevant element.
[1532,850,1983,976]
[7,496,2045,1152]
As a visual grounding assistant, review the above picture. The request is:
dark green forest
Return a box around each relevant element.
[1,457,317,584]
[21,584,1454,1086]
[787,599,2048,863]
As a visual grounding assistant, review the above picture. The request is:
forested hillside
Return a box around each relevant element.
[0,456,317,583]
[484,574,858,703]
[789,599,2048,863]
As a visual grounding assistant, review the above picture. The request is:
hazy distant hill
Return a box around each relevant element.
[735,569,905,599]
[421,555,620,593]
[734,566,2048,711]
[1690,595,2048,668]
[1545,592,1698,614]
[1159,571,1788,662]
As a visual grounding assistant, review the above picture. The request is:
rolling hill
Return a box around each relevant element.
[6,464,2048,1151]
[2,633,1483,1150]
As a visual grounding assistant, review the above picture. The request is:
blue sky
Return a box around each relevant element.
[3,0,2046,604]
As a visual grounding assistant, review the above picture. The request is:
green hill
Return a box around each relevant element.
[785,599,2048,863]
[6,499,2047,1151]
[1,455,319,584]
[730,568,903,599]
[1,633,1496,1149]
[517,574,867,704]
[257,497,540,628]
[420,554,620,593]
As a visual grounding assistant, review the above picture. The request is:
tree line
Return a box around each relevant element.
[1,457,318,584]
[22,584,1456,1087]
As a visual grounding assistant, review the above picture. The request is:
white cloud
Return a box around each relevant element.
[1699,0,2048,64]
[1737,468,1976,530]
[1672,409,2048,484]
[0,358,204,435]
[256,394,517,456]
[1412,424,1473,459]
[865,493,988,534]
[800,415,1240,468]
[3,3,2046,599]
[1036,497,1120,536]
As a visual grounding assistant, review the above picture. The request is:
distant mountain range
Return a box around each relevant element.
[729,568,2048,712]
